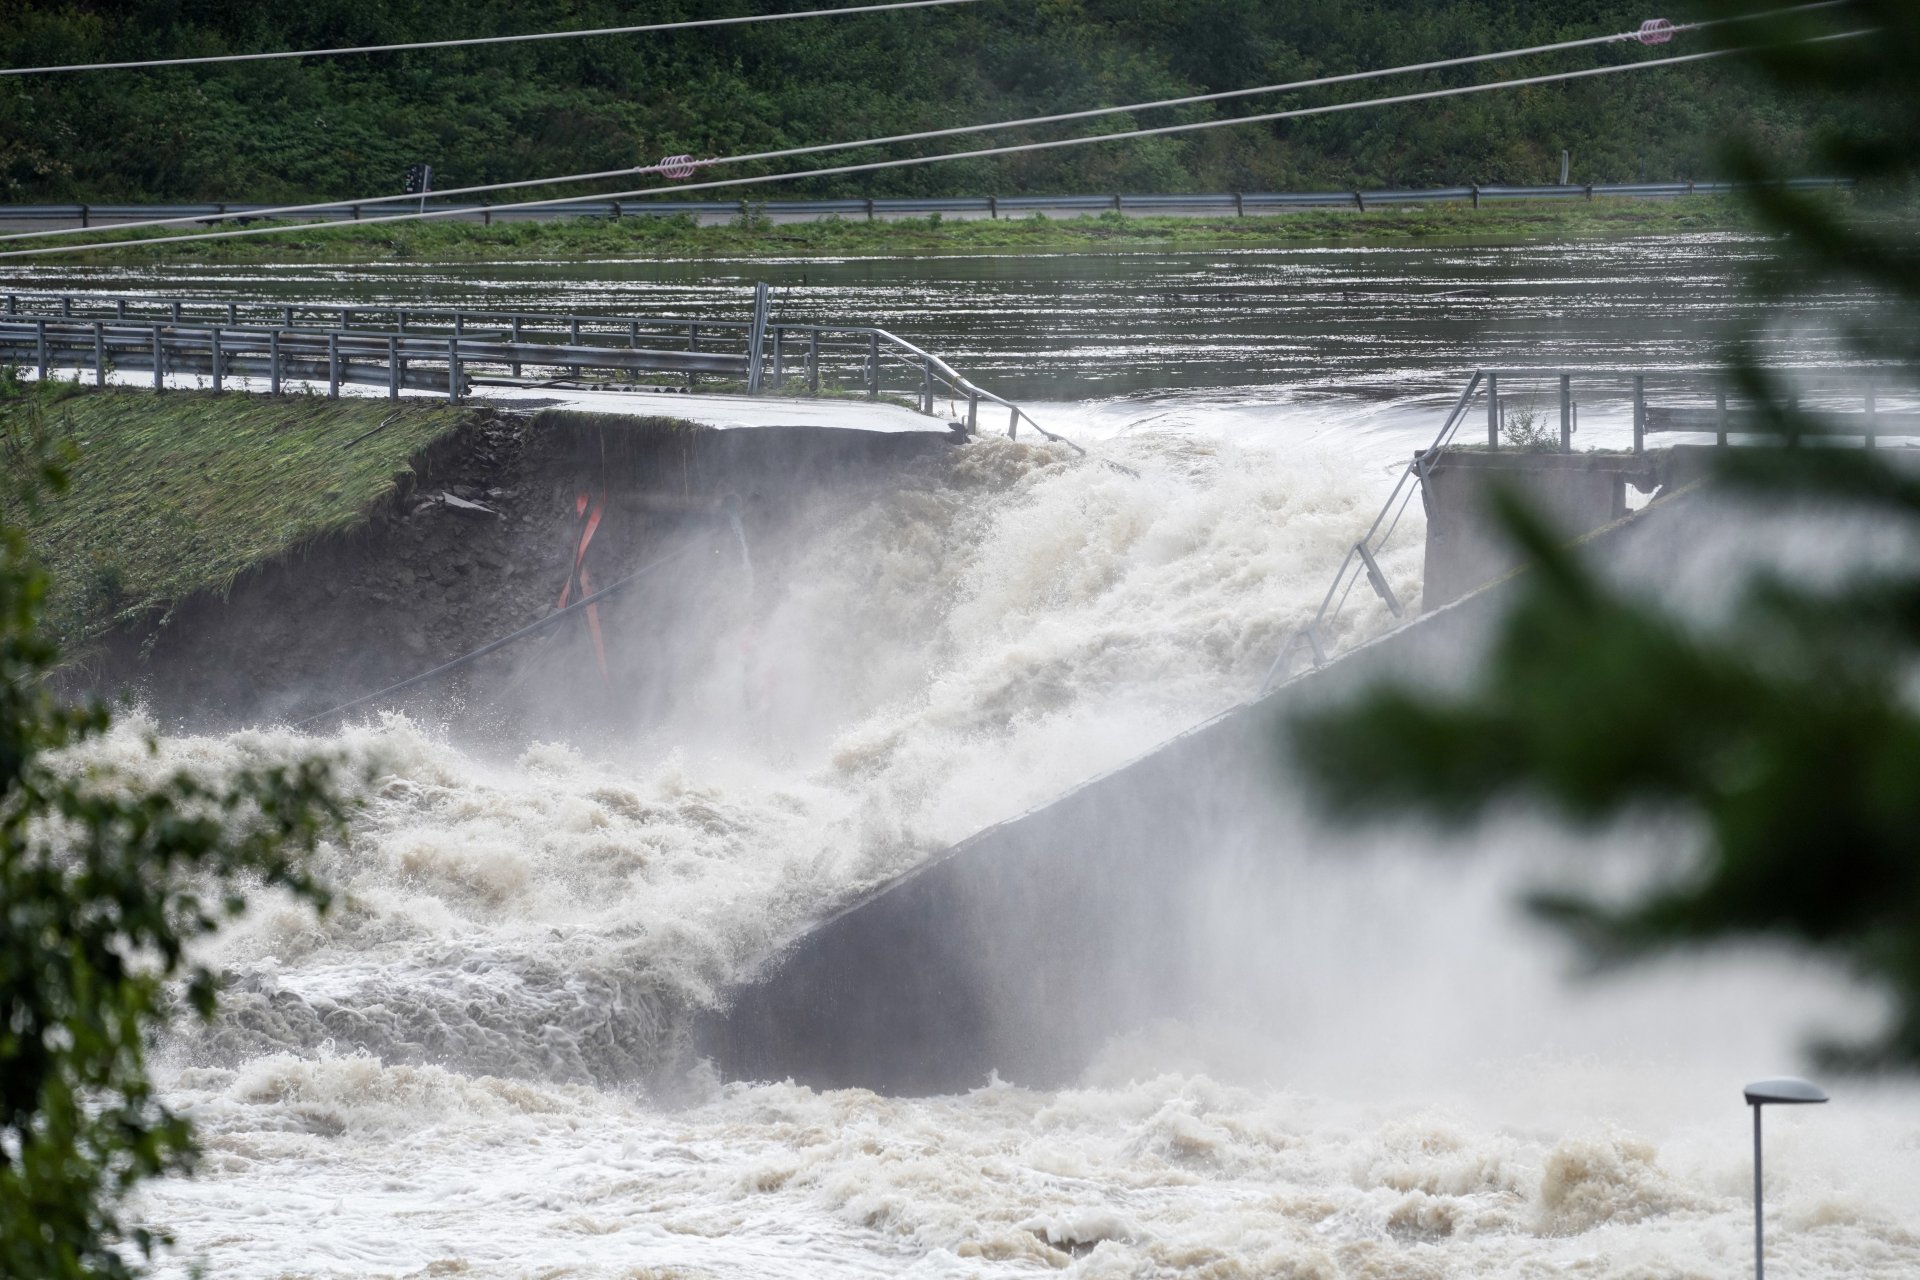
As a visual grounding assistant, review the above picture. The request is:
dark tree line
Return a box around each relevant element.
[0,0,1855,202]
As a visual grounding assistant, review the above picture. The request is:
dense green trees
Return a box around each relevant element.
[0,1,1845,202]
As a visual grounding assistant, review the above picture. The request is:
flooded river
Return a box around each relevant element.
[17,233,1920,1278]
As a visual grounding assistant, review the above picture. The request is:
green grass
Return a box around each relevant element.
[41,196,1768,265]
[1,383,467,645]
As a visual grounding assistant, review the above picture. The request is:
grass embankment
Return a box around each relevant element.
[52,197,1759,265]
[0,385,466,645]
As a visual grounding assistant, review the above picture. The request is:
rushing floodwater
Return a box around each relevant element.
[20,234,1920,1277]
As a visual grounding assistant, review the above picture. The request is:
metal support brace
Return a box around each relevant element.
[1354,540,1403,618]
[1559,374,1572,451]
[746,283,770,395]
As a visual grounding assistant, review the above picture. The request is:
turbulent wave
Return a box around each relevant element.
[78,430,1413,1091]
[75,421,1920,1277]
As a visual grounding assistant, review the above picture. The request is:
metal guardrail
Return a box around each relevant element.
[0,288,1072,446]
[0,180,1853,229]
[1260,362,1917,690]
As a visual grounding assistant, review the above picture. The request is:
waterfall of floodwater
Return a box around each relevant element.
[27,236,1916,1277]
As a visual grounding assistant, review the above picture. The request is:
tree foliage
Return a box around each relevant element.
[0,0,1860,202]
[1289,0,1920,1068]
[0,393,346,1277]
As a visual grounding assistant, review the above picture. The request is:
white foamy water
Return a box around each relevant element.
[94,403,1920,1279]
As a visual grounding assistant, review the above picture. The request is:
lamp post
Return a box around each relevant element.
[1743,1077,1827,1280]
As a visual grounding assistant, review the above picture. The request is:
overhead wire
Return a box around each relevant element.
[0,29,1866,263]
[0,0,988,78]
[0,2,1850,247]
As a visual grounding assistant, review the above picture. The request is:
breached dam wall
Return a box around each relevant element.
[693,486,1704,1096]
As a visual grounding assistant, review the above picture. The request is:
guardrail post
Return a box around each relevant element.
[867,332,879,399]
[1559,374,1572,451]
[921,355,933,414]
[1486,372,1499,447]
[967,394,979,436]
[1354,190,1366,212]
[59,295,71,318]
[342,307,354,330]
[1113,194,1123,213]
[170,301,181,323]
[282,305,293,327]
[116,299,126,320]
[211,329,223,392]
[568,316,582,379]
[1717,385,1730,446]
[93,322,105,388]
[1633,374,1646,454]
[447,339,461,404]
[510,316,523,378]
[152,327,164,391]
[686,323,699,389]
[35,319,47,382]
[1008,405,1020,440]
[269,331,281,394]
[772,326,784,387]
[989,196,998,219]
[484,202,493,227]
[454,312,464,339]
[746,284,770,394]
[397,309,408,333]
[607,201,617,223]
[866,198,875,222]
[3,295,13,315]
[388,337,400,399]
[80,205,90,229]
[1471,184,1480,209]
[1234,191,1245,217]
[327,333,340,398]
[807,331,819,394]
[226,302,237,326]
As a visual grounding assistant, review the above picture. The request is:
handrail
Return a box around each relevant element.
[1260,370,1482,694]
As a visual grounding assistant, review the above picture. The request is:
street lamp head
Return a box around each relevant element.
[1744,1077,1828,1106]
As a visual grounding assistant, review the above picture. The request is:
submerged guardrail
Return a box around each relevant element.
[0,179,1853,230]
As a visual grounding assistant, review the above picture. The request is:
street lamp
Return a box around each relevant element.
[1743,1077,1828,1280]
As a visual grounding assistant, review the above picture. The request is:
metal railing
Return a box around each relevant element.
[0,179,1852,230]
[0,288,1074,446]
[1260,362,1919,691]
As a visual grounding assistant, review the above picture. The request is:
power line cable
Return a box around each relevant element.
[0,32,1863,262]
[0,3,1844,246]
[0,0,988,77]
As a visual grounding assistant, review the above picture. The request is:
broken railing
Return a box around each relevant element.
[1261,363,1920,691]
[0,287,1074,447]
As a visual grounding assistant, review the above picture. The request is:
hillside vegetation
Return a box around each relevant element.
[1,1,1845,204]
[0,384,466,644]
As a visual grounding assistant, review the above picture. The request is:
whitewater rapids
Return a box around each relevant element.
[75,416,1920,1277]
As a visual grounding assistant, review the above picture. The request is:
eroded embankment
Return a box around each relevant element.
[54,400,955,732]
